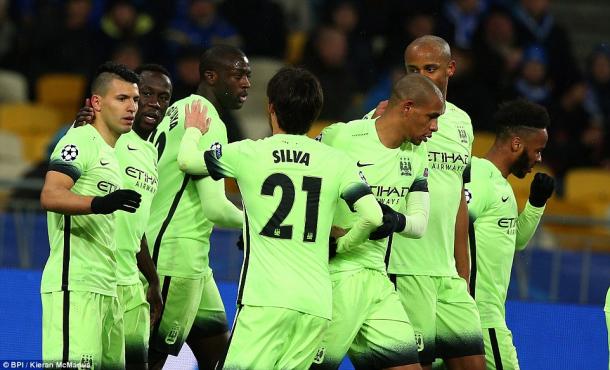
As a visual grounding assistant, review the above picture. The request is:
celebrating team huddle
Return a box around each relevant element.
[40,36,554,370]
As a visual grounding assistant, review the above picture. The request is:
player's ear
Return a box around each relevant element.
[402,100,414,115]
[90,95,102,112]
[204,70,217,85]
[447,59,456,77]
[511,136,522,153]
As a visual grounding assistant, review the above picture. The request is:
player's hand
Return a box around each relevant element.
[236,232,244,251]
[529,173,555,207]
[73,98,95,127]
[369,202,406,240]
[184,100,211,134]
[91,189,142,214]
[330,226,347,239]
[147,281,163,326]
[372,100,389,118]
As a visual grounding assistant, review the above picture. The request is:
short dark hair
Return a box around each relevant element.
[91,61,140,95]
[135,63,170,77]
[267,67,323,135]
[199,45,245,77]
[494,99,550,140]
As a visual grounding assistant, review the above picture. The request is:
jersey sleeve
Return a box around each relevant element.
[203,140,246,180]
[48,129,95,183]
[397,145,430,238]
[337,158,373,212]
[411,143,430,193]
[464,161,487,221]
[515,201,545,251]
[316,122,345,147]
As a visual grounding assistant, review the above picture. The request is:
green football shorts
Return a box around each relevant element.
[220,305,329,370]
[117,282,149,365]
[392,274,484,365]
[483,327,520,370]
[150,269,228,355]
[189,269,229,339]
[149,274,203,355]
[42,290,125,370]
[311,268,419,370]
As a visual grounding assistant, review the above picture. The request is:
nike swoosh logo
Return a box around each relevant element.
[502,196,509,202]
[127,144,137,151]
[100,160,110,166]
[357,161,374,167]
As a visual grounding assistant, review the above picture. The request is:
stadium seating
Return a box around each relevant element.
[35,73,86,123]
[20,135,51,164]
[563,168,610,203]
[285,31,307,65]
[0,131,30,209]
[0,70,28,103]
[541,168,610,251]
[0,103,63,137]
[0,104,62,165]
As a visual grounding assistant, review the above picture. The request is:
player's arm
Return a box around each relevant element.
[516,173,554,250]
[194,177,243,228]
[371,178,431,240]
[395,177,430,238]
[40,171,95,214]
[336,183,383,254]
[177,101,213,175]
[136,234,163,325]
[40,171,142,215]
[454,186,470,282]
[337,193,383,253]
[177,127,213,175]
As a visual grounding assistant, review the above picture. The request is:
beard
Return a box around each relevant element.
[510,150,530,179]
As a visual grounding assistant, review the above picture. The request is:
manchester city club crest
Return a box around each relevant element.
[400,157,412,176]
[457,125,469,144]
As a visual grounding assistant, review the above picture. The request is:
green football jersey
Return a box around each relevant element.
[388,101,473,276]
[115,130,158,285]
[465,157,544,328]
[318,119,429,275]
[147,95,227,278]
[203,134,372,319]
[41,125,123,297]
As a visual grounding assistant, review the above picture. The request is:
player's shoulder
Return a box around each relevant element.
[470,156,494,177]
[166,95,219,119]
[62,124,98,141]
[56,125,104,153]
[319,119,372,143]
[443,101,472,126]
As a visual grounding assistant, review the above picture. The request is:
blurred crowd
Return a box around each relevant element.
[1,0,610,181]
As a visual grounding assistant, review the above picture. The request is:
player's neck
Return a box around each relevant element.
[375,116,403,149]
[196,84,220,112]
[270,115,287,135]
[486,147,511,178]
[92,121,120,147]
